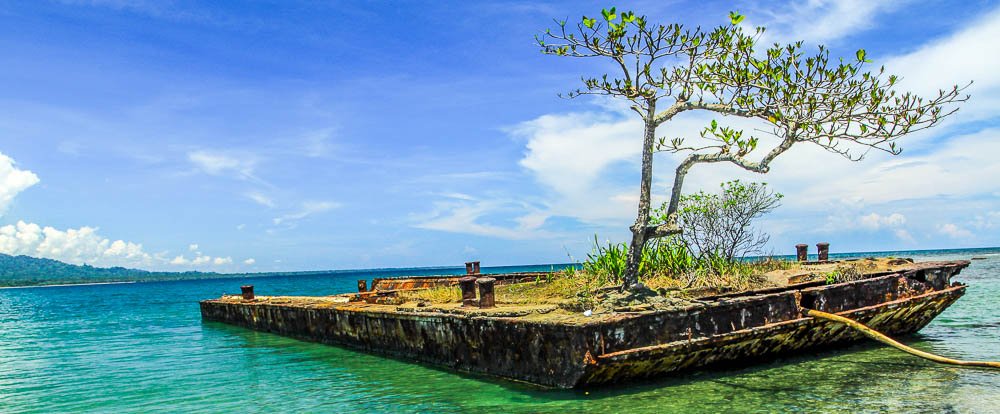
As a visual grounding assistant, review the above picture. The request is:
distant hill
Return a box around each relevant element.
[0,254,227,287]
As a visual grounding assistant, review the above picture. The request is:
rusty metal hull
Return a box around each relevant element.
[580,284,965,385]
[200,261,969,388]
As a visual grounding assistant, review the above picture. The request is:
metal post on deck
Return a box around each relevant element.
[796,244,808,262]
[477,277,495,309]
[241,285,255,301]
[817,242,830,261]
[357,280,367,293]
[459,276,478,307]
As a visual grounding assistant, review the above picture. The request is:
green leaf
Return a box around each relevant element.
[601,7,617,21]
[856,49,866,62]
[729,11,745,25]
[583,16,595,28]
[711,119,718,130]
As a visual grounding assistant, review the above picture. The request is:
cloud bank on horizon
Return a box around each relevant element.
[0,0,996,271]
[0,154,247,269]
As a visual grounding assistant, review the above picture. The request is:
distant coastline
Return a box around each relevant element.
[0,280,137,290]
[1,247,996,289]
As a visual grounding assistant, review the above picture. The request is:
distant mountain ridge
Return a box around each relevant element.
[0,253,225,287]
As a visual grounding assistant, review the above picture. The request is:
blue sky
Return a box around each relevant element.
[0,0,997,272]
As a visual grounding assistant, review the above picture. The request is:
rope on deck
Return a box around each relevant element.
[802,308,1000,369]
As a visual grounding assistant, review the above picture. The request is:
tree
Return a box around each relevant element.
[538,8,968,290]
[654,180,781,261]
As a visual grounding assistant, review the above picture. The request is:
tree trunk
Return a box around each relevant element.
[622,101,657,290]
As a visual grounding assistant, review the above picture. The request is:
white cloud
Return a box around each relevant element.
[821,204,910,235]
[753,0,903,44]
[0,153,245,269]
[272,201,340,225]
[0,152,41,215]
[0,217,241,269]
[236,223,246,230]
[882,6,1000,121]
[972,211,1000,230]
[191,255,211,265]
[804,129,1000,206]
[938,223,974,239]
[514,111,640,205]
[300,127,337,157]
[243,258,255,265]
[168,252,236,268]
[858,213,907,230]
[894,229,916,244]
[413,197,554,240]
[0,152,257,271]
[0,220,154,267]
[245,191,275,208]
[188,149,261,182]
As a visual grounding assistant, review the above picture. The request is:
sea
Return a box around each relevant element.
[1,248,998,413]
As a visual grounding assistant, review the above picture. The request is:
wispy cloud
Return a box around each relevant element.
[187,149,262,182]
[938,223,974,239]
[752,0,905,44]
[412,194,555,240]
[858,213,907,231]
[299,127,337,158]
[272,201,340,225]
[882,6,1000,122]
[245,191,275,208]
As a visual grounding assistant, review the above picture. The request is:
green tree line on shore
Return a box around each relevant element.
[0,253,227,287]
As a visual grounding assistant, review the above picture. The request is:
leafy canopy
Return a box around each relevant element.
[537,8,968,163]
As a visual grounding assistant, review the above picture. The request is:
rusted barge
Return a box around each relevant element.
[200,259,970,388]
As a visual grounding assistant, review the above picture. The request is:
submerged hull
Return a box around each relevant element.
[200,260,969,388]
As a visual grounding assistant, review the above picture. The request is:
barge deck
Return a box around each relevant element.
[200,260,969,388]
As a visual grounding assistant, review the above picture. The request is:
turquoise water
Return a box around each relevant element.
[1,251,998,413]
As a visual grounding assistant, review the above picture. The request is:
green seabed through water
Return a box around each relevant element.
[1,249,998,413]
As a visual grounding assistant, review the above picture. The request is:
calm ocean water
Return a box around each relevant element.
[1,249,998,413]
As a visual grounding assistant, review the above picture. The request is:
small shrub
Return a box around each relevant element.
[582,236,629,285]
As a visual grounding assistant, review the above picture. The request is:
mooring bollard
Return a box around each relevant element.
[796,244,808,262]
[241,285,255,301]
[472,261,481,275]
[465,261,475,274]
[477,277,495,309]
[357,279,367,293]
[817,242,830,261]
[459,276,478,307]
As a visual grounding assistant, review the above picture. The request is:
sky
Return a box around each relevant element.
[0,0,998,272]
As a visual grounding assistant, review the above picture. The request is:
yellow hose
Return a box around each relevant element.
[803,308,1000,369]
